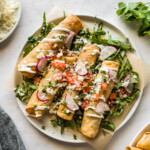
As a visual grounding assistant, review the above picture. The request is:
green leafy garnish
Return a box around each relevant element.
[23,13,56,57]
[51,116,75,134]
[41,126,46,130]
[73,134,77,140]
[117,2,150,36]
[14,77,38,101]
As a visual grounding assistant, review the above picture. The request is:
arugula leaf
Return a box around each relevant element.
[14,77,38,101]
[101,120,115,132]
[23,13,56,57]
[51,116,75,134]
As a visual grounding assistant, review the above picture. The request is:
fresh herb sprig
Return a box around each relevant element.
[14,77,38,101]
[23,13,56,57]
[51,116,75,134]
[117,2,150,36]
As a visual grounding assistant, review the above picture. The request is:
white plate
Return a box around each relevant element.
[130,123,150,147]
[0,0,21,43]
[15,15,143,143]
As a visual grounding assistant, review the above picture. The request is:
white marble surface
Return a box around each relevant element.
[0,0,150,150]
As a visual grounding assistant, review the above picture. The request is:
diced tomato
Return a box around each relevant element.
[110,93,117,99]
[94,93,100,100]
[48,42,57,49]
[88,73,94,82]
[101,82,107,91]
[33,77,41,85]
[76,84,82,91]
[82,82,91,93]
[66,70,73,78]
[51,61,66,69]
[56,70,63,81]
[67,77,76,84]
[66,70,75,84]
[81,99,89,110]
[51,54,57,61]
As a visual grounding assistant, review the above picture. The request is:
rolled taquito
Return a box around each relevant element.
[125,146,143,150]
[26,56,77,118]
[137,132,150,150]
[57,44,100,120]
[17,14,82,78]
[81,60,119,138]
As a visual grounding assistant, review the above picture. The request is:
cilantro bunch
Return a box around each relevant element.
[117,2,150,36]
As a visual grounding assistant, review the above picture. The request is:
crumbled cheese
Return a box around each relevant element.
[46,88,56,95]
[0,0,19,40]
[37,52,45,59]
[78,101,82,106]
[122,80,129,87]
[57,52,63,58]
[67,85,76,90]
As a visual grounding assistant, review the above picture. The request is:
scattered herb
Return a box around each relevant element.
[23,13,56,57]
[41,126,46,130]
[51,116,75,134]
[14,77,38,101]
[73,134,77,140]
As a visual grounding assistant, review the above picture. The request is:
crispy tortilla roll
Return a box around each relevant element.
[26,56,77,118]
[125,146,143,150]
[81,61,119,138]
[136,132,150,150]
[17,14,82,78]
[57,44,100,120]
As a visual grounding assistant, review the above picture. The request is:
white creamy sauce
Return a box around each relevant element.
[52,27,73,33]
[86,114,104,118]
[34,106,50,110]
[18,63,37,73]
[27,114,42,118]
[54,60,65,64]
[85,106,95,111]
[16,88,24,96]
[92,49,99,55]
[41,38,63,43]
[51,34,67,38]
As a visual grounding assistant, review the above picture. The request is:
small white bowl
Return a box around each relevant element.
[130,123,150,147]
[0,0,21,43]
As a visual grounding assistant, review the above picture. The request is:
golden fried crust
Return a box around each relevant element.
[125,146,143,150]
[17,14,82,78]
[58,14,82,34]
[81,61,119,138]
[57,90,74,121]
[137,132,150,150]
[78,44,100,67]
[57,45,99,120]
[26,57,76,117]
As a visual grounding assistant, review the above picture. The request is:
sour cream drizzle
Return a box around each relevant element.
[86,114,104,118]
[34,106,50,110]
[41,38,63,43]
[18,63,37,73]
[52,27,74,33]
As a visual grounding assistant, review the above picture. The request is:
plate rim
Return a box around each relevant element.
[16,14,143,144]
[0,0,21,43]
